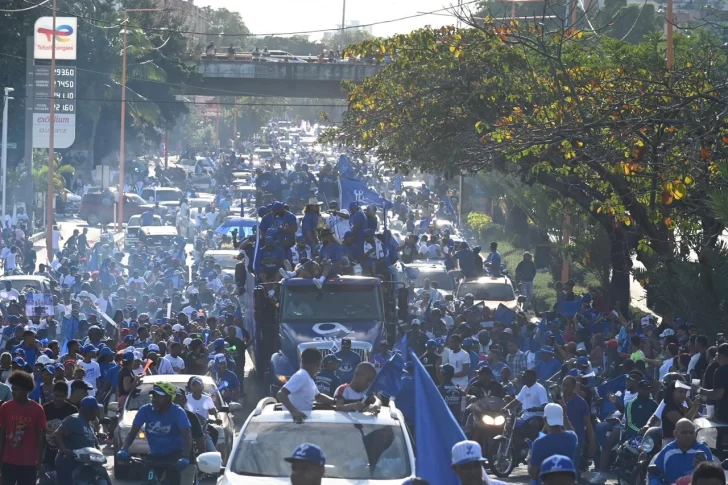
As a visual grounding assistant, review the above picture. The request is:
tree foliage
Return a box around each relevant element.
[326,20,728,319]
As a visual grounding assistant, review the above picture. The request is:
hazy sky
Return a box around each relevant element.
[196,0,465,40]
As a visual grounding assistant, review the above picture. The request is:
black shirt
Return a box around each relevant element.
[185,351,207,376]
[712,364,728,422]
[4,337,20,352]
[467,380,506,399]
[420,352,440,382]
[693,352,708,382]
[118,367,134,397]
[661,399,687,438]
[184,409,205,460]
[702,361,721,405]
[43,401,79,450]
[227,336,249,367]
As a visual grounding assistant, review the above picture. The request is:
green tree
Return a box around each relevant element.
[327,26,728,318]
[202,7,250,51]
[327,28,376,50]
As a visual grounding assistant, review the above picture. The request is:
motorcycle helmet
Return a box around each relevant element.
[441,363,455,381]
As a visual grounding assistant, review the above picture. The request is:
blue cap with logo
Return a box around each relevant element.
[539,454,576,479]
[80,396,100,411]
[451,440,487,466]
[284,443,326,467]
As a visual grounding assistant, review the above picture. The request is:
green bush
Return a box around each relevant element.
[467,212,492,235]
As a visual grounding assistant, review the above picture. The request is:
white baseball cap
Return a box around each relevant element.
[451,440,487,466]
[544,403,564,427]
[172,324,184,332]
[659,328,675,338]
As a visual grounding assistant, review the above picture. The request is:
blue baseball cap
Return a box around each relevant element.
[426,339,437,349]
[214,338,226,348]
[540,455,576,479]
[265,236,275,244]
[257,206,268,217]
[122,352,135,362]
[12,348,25,356]
[42,365,55,374]
[284,443,326,467]
[79,396,100,411]
[214,353,227,363]
[54,363,65,371]
[82,344,97,354]
[576,356,589,366]
[272,202,284,211]
[99,347,114,356]
[12,357,26,367]
[349,201,360,211]
[124,335,137,344]
[567,368,581,377]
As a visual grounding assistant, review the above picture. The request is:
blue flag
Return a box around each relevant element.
[394,175,403,193]
[442,197,458,224]
[411,350,467,485]
[418,217,433,230]
[555,299,583,316]
[367,352,404,398]
[596,374,627,419]
[337,154,352,176]
[493,304,517,325]
[393,334,408,356]
[339,176,392,211]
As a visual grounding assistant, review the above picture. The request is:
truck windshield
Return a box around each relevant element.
[281,285,383,321]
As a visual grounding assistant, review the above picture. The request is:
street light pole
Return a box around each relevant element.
[118,8,163,232]
[666,0,674,70]
[340,0,346,49]
[2,88,14,222]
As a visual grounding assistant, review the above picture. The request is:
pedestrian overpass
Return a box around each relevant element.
[195,59,383,99]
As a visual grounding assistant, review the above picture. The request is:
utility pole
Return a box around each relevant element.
[1,87,14,222]
[46,0,57,261]
[340,0,346,49]
[666,0,674,70]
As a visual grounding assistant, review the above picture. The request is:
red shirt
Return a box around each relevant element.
[0,399,48,466]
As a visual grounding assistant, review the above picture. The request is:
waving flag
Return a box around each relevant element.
[596,374,627,419]
[493,304,517,325]
[411,350,467,485]
[366,352,404,398]
[337,154,353,176]
[555,299,583,316]
[418,217,433,230]
[339,176,392,211]
[393,334,408,356]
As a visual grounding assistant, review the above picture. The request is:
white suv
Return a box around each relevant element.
[197,398,416,484]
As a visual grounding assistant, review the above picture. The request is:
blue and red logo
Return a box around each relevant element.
[37,24,74,43]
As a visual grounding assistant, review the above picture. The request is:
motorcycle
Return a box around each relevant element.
[491,408,539,478]
[631,427,663,485]
[42,447,111,485]
[464,397,507,466]
[611,434,643,485]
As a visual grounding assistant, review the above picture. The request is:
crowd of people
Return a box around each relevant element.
[0,119,724,485]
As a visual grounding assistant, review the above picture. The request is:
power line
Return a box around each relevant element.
[0,0,47,12]
[19,0,482,38]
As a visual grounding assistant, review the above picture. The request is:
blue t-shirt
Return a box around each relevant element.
[488,251,502,268]
[132,403,191,455]
[453,249,476,277]
[468,351,480,380]
[314,370,341,396]
[301,213,319,236]
[535,358,562,382]
[320,242,343,263]
[349,211,368,241]
[529,431,578,485]
[273,211,298,246]
[259,213,274,235]
[215,369,241,391]
[258,245,286,270]
[565,394,590,445]
[334,350,362,383]
[106,364,120,391]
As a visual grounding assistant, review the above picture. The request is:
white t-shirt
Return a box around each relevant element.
[206,212,218,227]
[128,277,146,288]
[52,230,62,250]
[4,252,16,270]
[164,355,185,373]
[0,288,20,301]
[186,393,216,420]
[155,358,175,375]
[282,368,318,416]
[444,349,471,388]
[78,360,100,397]
[326,211,351,241]
[516,383,549,419]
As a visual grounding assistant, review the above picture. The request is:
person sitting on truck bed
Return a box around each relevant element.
[279,258,332,290]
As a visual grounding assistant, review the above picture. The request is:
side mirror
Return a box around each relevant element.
[197,452,223,474]
[108,402,119,413]
[228,402,243,413]
[517,295,527,303]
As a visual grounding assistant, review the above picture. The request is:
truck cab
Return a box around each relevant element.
[246,276,408,396]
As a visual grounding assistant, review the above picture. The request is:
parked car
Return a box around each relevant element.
[124,214,163,248]
[0,275,52,295]
[196,397,415,483]
[455,275,520,312]
[140,187,185,216]
[79,190,153,225]
[138,226,180,255]
[110,375,241,480]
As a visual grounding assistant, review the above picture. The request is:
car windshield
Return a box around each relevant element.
[151,190,182,202]
[126,193,145,204]
[281,285,383,321]
[128,215,160,227]
[412,270,454,291]
[230,422,410,479]
[457,282,516,301]
[126,382,222,410]
[0,279,44,292]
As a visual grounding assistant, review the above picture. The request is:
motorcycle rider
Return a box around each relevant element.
[116,381,193,484]
[173,389,207,485]
[54,396,107,484]
[504,369,549,441]
[647,418,713,485]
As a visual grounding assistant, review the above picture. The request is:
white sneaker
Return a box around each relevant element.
[279,268,293,280]
[589,472,606,484]
[313,278,322,289]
